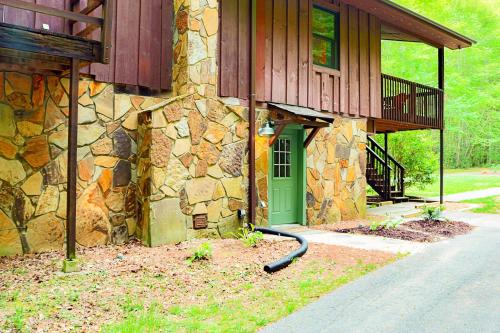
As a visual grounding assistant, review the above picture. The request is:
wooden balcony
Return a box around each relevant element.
[375,73,444,133]
[0,0,112,72]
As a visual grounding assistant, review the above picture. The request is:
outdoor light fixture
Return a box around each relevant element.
[258,120,275,137]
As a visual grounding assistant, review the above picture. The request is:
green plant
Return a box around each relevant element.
[370,218,403,231]
[187,242,213,264]
[421,205,445,222]
[7,307,25,331]
[233,225,264,247]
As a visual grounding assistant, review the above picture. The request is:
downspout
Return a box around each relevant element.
[248,0,257,225]
[248,0,308,273]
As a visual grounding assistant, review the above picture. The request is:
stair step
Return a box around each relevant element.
[390,196,410,203]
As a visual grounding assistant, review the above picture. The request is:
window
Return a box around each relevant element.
[312,6,340,70]
[273,139,291,178]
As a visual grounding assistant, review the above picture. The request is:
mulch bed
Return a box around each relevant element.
[402,220,474,237]
[335,226,437,242]
[322,219,474,243]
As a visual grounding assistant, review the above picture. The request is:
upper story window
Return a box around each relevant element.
[312,6,340,70]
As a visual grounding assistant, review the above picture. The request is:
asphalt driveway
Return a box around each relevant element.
[261,214,500,333]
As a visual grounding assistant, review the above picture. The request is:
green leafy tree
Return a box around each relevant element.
[374,131,439,188]
[382,0,499,169]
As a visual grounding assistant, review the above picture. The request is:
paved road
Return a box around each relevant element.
[428,187,500,202]
[261,223,500,333]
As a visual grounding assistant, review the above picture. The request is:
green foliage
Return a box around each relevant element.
[462,195,500,214]
[370,218,403,231]
[103,261,391,333]
[6,307,25,331]
[187,242,213,264]
[421,205,445,222]
[406,168,500,197]
[374,131,439,188]
[233,225,264,247]
[383,0,500,169]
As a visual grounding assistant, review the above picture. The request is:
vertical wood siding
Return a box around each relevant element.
[0,0,173,91]
[219,0,382,119]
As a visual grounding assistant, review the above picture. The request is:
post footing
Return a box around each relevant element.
[62,259,81,273]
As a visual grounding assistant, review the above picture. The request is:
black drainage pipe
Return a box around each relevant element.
[254,227,308,273]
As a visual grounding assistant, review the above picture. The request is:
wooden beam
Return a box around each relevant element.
[0,22,101,62]
[304,127,321,148]
[274,119,330,128]
[268,124,286,147]
[75,24,99,37]
[66,57,79,260]
[100,0,113,64]
[79,0,102,16]
[0,48,70,73]
[0,0,103,26]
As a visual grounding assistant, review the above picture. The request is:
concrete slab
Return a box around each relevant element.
[428,187,500,202]
[266,224,429,254]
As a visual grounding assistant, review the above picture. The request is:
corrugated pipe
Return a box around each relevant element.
[254,227,309,273]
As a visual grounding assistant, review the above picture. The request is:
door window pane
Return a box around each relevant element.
[273,138,292,179]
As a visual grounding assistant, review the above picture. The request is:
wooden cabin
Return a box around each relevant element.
[0,0,474,257]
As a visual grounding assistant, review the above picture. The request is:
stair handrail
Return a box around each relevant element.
[366,146,393,171]
[367,137,406,171]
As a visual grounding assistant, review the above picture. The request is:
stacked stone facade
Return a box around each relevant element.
[136,94,249,245]
[0,0,368,256]
[0,73,147,255]
[172,0,218,97]
[255,109,367,226]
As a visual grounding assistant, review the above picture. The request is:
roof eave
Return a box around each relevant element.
[343,0,476,50]
[381,0,476,48]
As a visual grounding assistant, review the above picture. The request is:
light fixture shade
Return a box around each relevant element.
[258,121,275,136]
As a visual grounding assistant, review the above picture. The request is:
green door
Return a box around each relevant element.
[270,129,300,225]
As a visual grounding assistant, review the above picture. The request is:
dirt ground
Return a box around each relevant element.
[0,239,394,332]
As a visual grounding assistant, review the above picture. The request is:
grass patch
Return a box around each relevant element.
[462,196,500,214]
[405,168,499,198]
[102,261,385,333]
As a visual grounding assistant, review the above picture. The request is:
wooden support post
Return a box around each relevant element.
[384,132,389,201]
[438,47,445,204]
[66,57,79,260]
[100,0,113,64]
[269,124,286,147]
[304,128,320,148]
[440,129,444,204]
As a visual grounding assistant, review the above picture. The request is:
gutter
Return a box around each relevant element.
[248,0,257,225]
[247,1,308,274]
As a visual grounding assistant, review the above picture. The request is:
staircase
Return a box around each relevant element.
[366,136,408,203]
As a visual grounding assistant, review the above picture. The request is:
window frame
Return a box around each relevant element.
[312,5,340,70]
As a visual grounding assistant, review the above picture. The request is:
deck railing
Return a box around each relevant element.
[0,0,112,63]
[382,73,444,129]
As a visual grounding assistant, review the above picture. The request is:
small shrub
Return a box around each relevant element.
[233,225,264,247]
[421,205,445,222]
[7,307,25,331]
[187,242,213,264]
[370,218,403,231]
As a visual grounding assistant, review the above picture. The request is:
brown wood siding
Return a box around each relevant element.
[219,0,382,119]
[0,0,173,91]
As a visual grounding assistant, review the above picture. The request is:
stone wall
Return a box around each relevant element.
[0,71,169,256]
[136,94,249,243]
[172,0,218,97]
[254,110,367,226]
[305,117,367,224]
